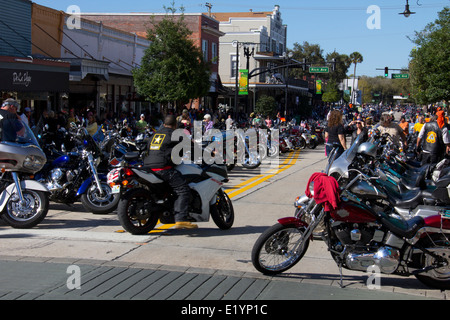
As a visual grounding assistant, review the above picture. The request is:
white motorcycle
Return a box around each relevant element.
[108,160,234,235]
[0,119,49,228]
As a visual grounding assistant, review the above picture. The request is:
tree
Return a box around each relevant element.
[254,95,277,118]
[132,4,211,112]
[322,80,341,104]
[409,7,450,104]
[349,52,363,104]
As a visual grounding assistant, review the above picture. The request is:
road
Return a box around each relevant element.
[0,144,447,300]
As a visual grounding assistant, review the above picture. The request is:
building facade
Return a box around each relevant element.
[81,12,225,111]
[213,5,310,116]
[0,0,70,119]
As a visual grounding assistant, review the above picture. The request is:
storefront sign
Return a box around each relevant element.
[0,67,68,92]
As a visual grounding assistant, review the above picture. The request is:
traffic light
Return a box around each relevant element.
[384,67,389,77]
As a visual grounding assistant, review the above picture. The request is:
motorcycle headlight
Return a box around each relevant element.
[23,155,45,171]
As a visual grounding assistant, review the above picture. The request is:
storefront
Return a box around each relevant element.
[0,55,70,118]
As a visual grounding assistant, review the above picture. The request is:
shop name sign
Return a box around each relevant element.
[12,71,32,87]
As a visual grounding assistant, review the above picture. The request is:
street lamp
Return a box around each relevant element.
[399,0,415,17]
[283,51,294,117]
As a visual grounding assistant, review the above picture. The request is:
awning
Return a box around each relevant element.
[0,56,70,92]
[62,58,110,82]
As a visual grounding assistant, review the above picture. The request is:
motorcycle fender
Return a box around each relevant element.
[278,217,308,228]
[76,174,108,197]
[0,180,49,212]
[189,179,222,222]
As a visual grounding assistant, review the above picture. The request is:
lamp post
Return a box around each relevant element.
[284,51,294,118]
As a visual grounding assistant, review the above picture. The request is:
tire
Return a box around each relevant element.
[210,189,234,230]
[80,181,120,214]
[307,140,318,149]
[299,138,307,149]
[1,190,49,229]
[414,235,450,290]
[241,150,261,169]
[251,223,310,275]
[117,188,159,235]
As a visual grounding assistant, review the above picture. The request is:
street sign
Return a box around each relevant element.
[391,73,409,79]
[309,67,329,73]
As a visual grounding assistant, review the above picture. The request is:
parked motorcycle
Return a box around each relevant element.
[35,126,120,214]
[0,119,49,228]
[251,141,450,290]
[108,160,234,235]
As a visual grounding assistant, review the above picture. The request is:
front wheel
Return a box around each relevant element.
[81,181,120,214]
[117,188,159,235]
[251,223,310,275]
[210,189,234,230]
[1,190,49,229]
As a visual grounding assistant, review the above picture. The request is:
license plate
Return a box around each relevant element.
[311,135,316,139]
[111,185,121,194]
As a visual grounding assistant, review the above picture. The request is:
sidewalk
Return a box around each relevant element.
[0,256,442,301]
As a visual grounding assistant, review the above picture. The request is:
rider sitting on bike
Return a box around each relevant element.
[143,115,198,229]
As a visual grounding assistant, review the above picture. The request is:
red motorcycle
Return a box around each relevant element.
[251,148,450,289]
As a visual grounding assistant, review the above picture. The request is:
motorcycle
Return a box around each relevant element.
[108,159,234,235]
[251,141,450,290]
[301,129,318,149]
[0,119,49,228]
[35,126,120,214]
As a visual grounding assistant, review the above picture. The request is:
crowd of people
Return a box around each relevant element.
[324,102,450,167]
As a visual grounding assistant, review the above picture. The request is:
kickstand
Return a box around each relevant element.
[338,263,344,288]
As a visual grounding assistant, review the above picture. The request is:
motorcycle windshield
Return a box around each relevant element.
[1,118,40,147]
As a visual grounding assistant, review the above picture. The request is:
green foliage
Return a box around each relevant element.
[132,4,211,110]
[254,95,277,117]
[322,80,341,103]
[409,7,450,104]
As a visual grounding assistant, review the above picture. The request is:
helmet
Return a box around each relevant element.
[357,142,377,158]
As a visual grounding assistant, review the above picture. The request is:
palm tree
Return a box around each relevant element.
[349,51,363,105]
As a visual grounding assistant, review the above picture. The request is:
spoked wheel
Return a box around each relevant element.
[2,190,49,229]
[415,235,450,290]
[117,188,159,235]
[251,223,310,275]
[210,189,234,230]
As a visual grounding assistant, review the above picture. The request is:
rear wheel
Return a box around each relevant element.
[117,188,159,235]
[251,223,310,275]
[415,235,450,290]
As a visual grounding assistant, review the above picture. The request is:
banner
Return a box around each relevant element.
[315,80,322,95]
[238,69,249,95]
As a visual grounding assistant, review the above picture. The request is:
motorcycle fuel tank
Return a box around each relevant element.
[331,201,377,224]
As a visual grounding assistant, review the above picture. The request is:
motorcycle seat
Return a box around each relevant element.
[381,215,425,239]
[389,187,434,209]
[400,170,427,190]
[124,152,140,161]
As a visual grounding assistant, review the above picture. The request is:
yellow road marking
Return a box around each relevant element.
[226,149,300,199]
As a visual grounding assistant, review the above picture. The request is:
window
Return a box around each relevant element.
[211,42,218,64]
[202,40,208,61]
[231,54,238,78]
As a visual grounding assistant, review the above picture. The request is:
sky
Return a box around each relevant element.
[33,0,449,77]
